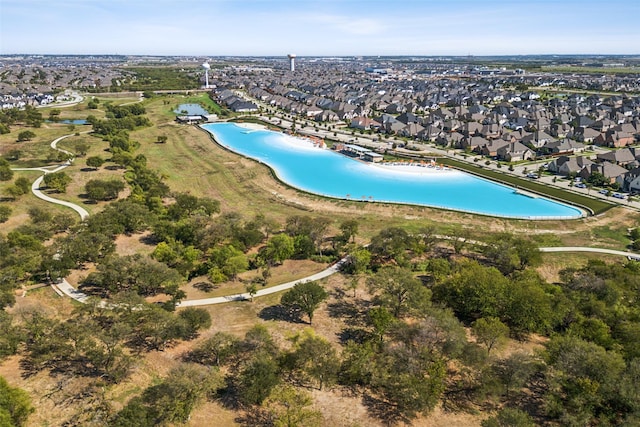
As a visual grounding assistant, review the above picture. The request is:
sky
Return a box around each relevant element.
[1,0,639,57]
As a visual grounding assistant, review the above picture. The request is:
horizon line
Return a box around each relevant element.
[2,53,640,58]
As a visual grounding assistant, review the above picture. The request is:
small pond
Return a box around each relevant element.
[174,103,209,116]
[45,119,88,125]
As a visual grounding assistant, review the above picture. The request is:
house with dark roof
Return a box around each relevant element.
[582,162,628,185]
[497,142,534,162]
[548,155,594,176]
[596,148,637,166]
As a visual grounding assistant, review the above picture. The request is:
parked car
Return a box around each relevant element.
[613,193,626,199]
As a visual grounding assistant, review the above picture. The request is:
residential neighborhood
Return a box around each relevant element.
[2,53,640,196]
[205,56,640,195]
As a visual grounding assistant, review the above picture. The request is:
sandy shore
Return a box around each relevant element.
[234,122,267,131]
[230,123,458,175]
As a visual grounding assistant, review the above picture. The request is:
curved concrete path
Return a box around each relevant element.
[539,246,639,258]
[178,259,346,307]
[12,133,89,220]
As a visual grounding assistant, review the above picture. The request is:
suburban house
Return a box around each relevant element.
[541,139,587,155]
[497,142,534,162]
[596,148,637,166]
[594,130,635,148]
[350,116,381,131]
[548,156,594,176]
[582,162,629,185]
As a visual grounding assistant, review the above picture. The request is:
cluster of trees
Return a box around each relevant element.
[331,225,640,424]
[0,293,212,425]
[186,325,327,425]
[0,207,76,308]
[0,105,43,132]
[87,102,148,129]
[107,67,201,91]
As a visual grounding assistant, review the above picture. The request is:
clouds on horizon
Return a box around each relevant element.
[1,0,639,56]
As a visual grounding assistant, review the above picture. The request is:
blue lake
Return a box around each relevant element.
[202,122,584,220]
[174,103,209,116]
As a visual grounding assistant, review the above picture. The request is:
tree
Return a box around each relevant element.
[0,158,14,181]
[483,234,542,275]
[222,254,248,281]
[0,312,21,360]
[42,171,71,193]
[238,356,281,405]
[339,219,359,243]
[245,282,258,302]
[263,385,323,427]
[340,247,371,275]
[543,336,626,424]
[156,135,168,143]
[284,329,339,390]
[490,352,539,400]
[177,307,211,339]
[367,267,431,318]
[112,364,221,426]
[14,177,30,194]
[17,130,36,142]
[450,226,470,254]
[472,317,509,354]
[0,376,34,427]
[368,227,414,265]
[85,179,125,201]
[86,156,105,170]
[263,233,295,266]
[433,260,509,322]
[48,109,61,121]
[371,344,447,419]
[0,206,11,223]
[368,306,394,343]
[74,142,89,156]
[187,332,240,367]
[280,281,328,325]
[482,408,535,427]
[3,149,21,161]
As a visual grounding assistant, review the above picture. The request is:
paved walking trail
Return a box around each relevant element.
[177,259,346,307]
[12,133,90,219]
[539,247,639,258]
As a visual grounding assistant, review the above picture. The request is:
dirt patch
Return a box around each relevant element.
[114,231,155,256]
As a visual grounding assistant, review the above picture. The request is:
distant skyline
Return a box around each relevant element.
[1,0,639,57]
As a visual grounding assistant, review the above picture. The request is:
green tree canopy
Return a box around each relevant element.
[367,266,431,318]
[0,376,34,427]
[280,281,328,325]
[42,171,71,193]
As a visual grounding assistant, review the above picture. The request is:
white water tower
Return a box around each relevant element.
[287,54,296,72]
[202,62,211,88]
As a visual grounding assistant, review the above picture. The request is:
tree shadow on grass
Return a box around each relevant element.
[234,406,272,426]
[362,393,410,426]
[258,304,304,324]
[337,327,371,345]
[326,298,370,326]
